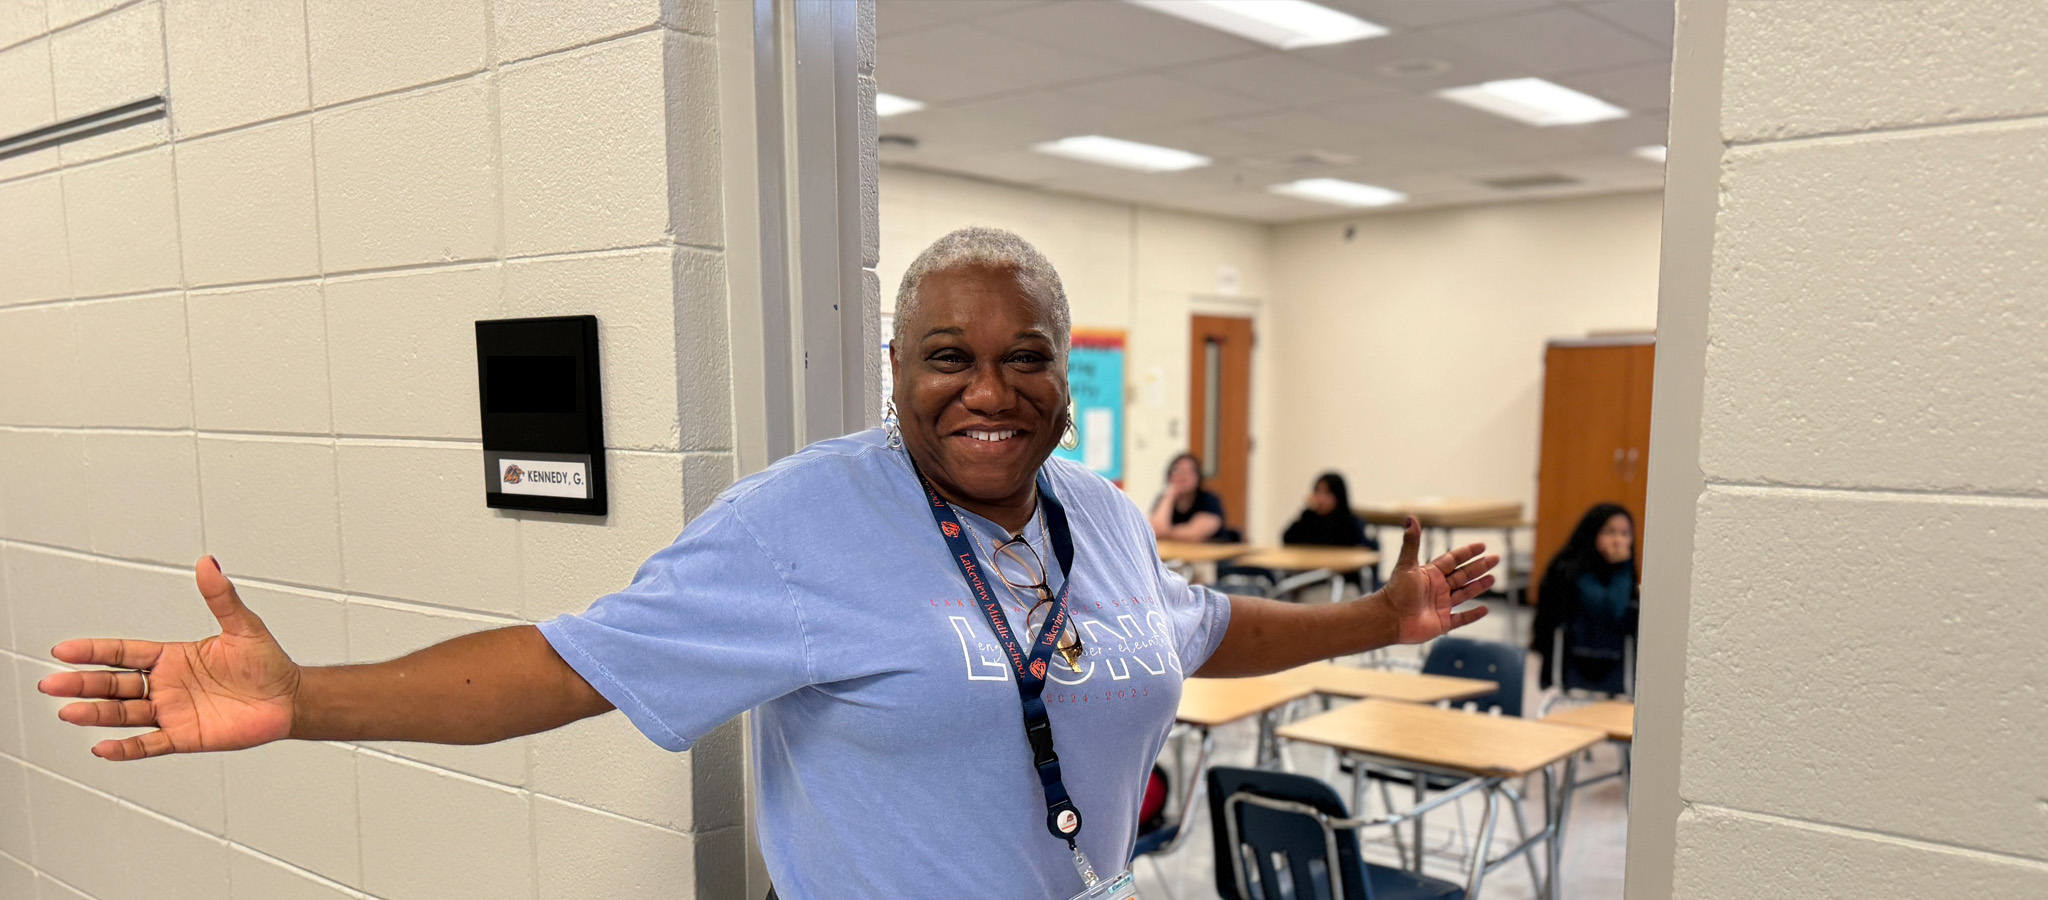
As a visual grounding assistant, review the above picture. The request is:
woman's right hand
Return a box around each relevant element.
[36,556,301,761]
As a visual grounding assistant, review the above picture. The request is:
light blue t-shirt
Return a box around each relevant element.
[538,428,1233,899]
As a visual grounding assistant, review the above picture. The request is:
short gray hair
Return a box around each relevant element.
[893,226,1071,353]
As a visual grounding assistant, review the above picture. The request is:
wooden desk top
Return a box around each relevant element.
[1177,676,1314,728]
[1157,540,1251,564]
[1275,662,1497,705]
[1230,545,1380,573]
[1355,499,1526,529]
[1277,699,1604,777]
[1543,700,1635,742]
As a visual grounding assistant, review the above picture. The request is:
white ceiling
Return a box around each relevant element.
[875,0,1675,223]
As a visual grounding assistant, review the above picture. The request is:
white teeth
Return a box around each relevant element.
[966,430,1018,442]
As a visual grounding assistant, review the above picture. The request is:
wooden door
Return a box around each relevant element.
[1533,340,1654,602]
[1188,315,1254,532]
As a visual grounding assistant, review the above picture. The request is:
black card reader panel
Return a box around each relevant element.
[475,315,607,515]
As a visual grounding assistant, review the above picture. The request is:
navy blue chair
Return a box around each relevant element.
[1208,766,1466,900]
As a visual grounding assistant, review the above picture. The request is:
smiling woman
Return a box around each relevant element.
[36,226,1499,900]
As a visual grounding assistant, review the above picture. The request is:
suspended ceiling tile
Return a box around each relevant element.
[1112,122,1300,160]
[1208,110,1383,152]
[1320,93,1526,140]
[1432,7,1668,75]
[876,23,1125,103]
[978,1,1264,69]
[1057,73,1275,124]
[1170,53,1399,108]
[1556,60,1674,115]
[877,0,1054,24]
[1293,30,1526,93]
[1575,0,1677,46]
[1326,0,1559,30]
[875,2,944,36]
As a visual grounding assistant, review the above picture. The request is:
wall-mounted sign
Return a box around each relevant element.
[1055,329,1125,484]
[476,316,607,515]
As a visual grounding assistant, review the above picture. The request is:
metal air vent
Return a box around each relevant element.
[1477,173,1581,191]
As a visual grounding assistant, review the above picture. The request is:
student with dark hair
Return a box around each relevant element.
[1530,503,1640,693]
[1282,471,1374,549]
[1149,452,1226,542]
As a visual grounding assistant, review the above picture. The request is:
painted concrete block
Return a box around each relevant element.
[113,750,225,837]
[1703,120,2048,495]
[305,0,486,106]
[324,264,496,440]
[0,757,29,865]
[680,450,733,523]
[663,31,723,249]
[0,173,68,307]
[336,441,521,616]
[188,282,332,434]
[62,148,182,297]
[4,545,101,658]
[0,305,79,424]
[72,292,193,428]
[693,825,747,900]
[858,74,878,268]
[1685,486,2048,859]
[671,0,715,37]
[227,845,360,900]
[501,248,679,451]
[24,769,122,899]
[357,753,533,900]
[689,717,744,833]
[0,429,90,550]
[0,655,22,756]
[48,1,163,119]
[0,38,54,139]
[1725,0,2048,143]
[534,796,693,900]
[231,582,348,667]
[46,0,124,29]
[0,1,46,47]
[1677,805,2048,899]
[121,800,231,899]
[674,247,732,451]
[195,436,342,589]
[176,118,321,286]
[83,430,203,565]
[92,555,214,644]
[19,657,115,791]
[225,741,359,886]
[519,450,684,622]
[0,853,30,900]
[346,599,528,785]
[500,33,670,257]
[493,0,662,63]
[530,709,691,831]
[163,0,310,137]
[312,82,496,272]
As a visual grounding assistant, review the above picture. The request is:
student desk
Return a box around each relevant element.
[1230,546,1381,603]
[1275,662,1496,705]
[1356,499,1525,561]
[1155,540,1250,565]
[1544,700,1635,794]
[1177,675,1314,765]
[1276,699,1604,900]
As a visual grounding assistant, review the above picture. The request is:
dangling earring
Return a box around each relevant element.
[884,399,903,449]
[1059,404,1079,452]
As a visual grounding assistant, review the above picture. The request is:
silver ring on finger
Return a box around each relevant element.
[135,669,150,700]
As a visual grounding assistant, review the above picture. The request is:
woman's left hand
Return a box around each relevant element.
[1378,517,1498,644]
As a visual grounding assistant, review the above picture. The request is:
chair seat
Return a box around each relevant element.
[1131,824,1179,859]
[1365,862,1466,900]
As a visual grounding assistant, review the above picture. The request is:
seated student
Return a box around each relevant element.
[1282,471,1376,550]
[1530,503,1640,695]
[1149,452,1227,542]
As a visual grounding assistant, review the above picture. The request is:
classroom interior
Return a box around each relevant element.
[874,2,1670,898]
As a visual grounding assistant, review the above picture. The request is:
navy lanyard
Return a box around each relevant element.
[912,462,1086,847]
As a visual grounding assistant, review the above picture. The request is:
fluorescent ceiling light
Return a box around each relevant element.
[1125,0,1387,50]
[875,93,925,117]
[1031,135,1211,172]
[1437,78,1628,127]
[1270,178,1408,208]
[1633,144,1668,163]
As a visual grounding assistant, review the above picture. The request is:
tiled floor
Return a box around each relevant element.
[1133,599,1630,900]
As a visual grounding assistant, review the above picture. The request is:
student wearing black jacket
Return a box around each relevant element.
[1530,503,1640,693]
[1283,472,1375,549]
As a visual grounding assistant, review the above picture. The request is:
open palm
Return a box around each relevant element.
[1381,517,1499,645]
[37,557,301,761]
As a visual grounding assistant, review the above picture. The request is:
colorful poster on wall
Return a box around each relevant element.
[1056,329,1125,484]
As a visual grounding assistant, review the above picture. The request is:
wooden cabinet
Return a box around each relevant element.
[1532,337,1653,603]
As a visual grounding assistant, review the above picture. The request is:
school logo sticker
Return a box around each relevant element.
[941,521,961,538]
[502,464,524,485]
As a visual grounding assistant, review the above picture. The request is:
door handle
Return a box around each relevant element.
[1624,448,1641,482]
[1614,447,1626,476]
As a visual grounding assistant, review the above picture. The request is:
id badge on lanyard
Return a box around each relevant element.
[912,461,1139,899]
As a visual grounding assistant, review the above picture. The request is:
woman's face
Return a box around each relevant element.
[1168,458,1201,493]
[1597,513,1633,565]
[1308,481,1336,515]
[890,264,1068,511]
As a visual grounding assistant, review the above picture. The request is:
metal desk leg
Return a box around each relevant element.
[1462,784,1502,899]
[1547,755,1581,900]
[1412,773,1428,873]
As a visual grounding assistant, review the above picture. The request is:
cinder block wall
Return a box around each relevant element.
[1669,1,2048,895]
[0,1,751,898]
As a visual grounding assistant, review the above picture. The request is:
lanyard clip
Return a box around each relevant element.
[1024,715,1058,768]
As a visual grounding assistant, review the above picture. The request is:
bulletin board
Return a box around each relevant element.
[1056,329,1125,483]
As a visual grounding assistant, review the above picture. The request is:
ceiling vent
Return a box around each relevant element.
[1378,59,1451,79]
[1477,173,1581,190]
[1241,149,1356,170]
